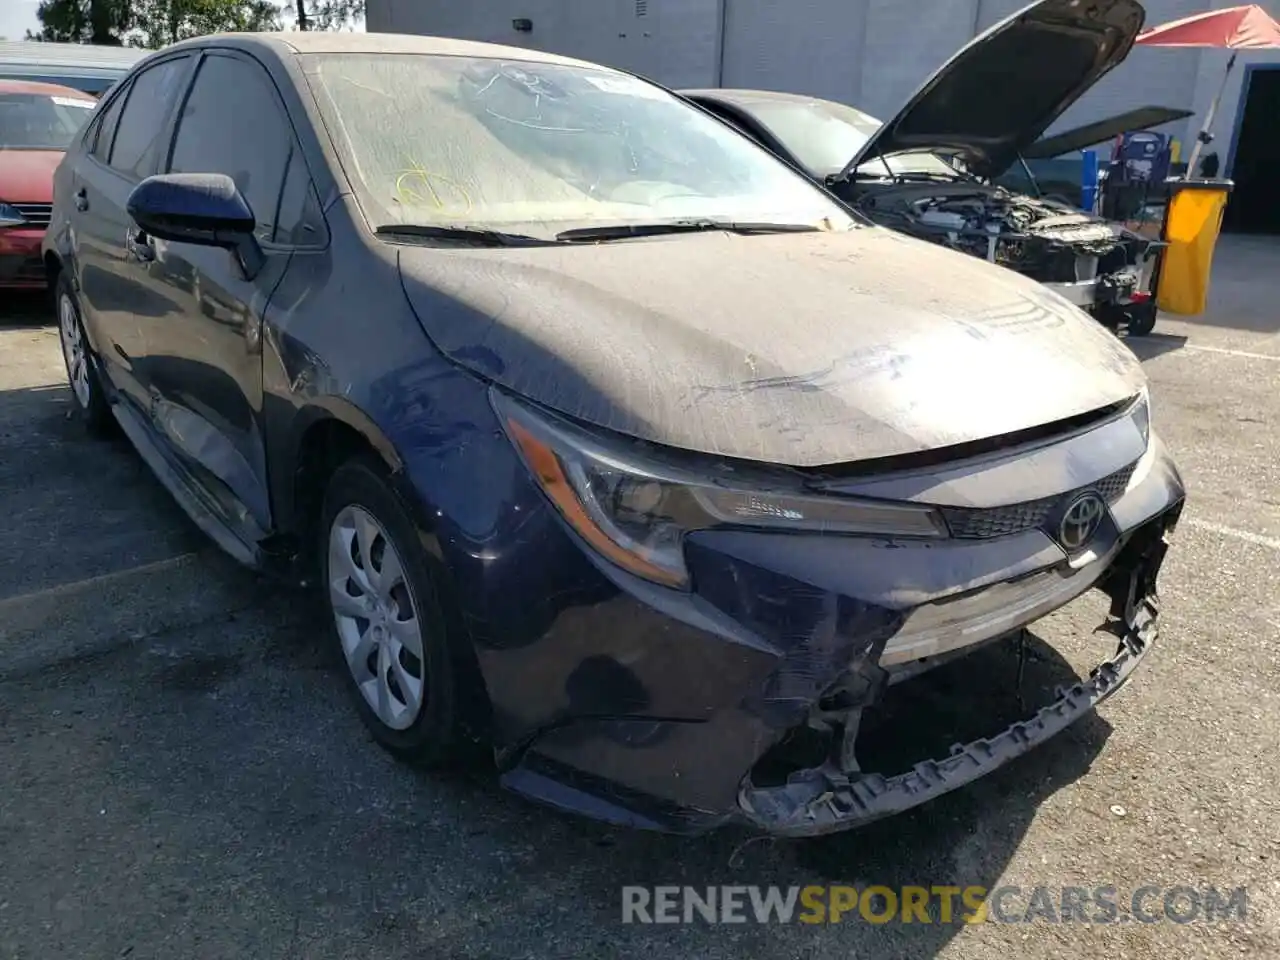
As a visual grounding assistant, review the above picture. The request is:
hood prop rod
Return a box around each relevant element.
[1017,153,1044,198]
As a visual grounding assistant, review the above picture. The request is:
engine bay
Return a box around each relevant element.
[842,181,1156,291]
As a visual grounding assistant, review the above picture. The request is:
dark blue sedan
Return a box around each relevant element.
[44,30,1182,836]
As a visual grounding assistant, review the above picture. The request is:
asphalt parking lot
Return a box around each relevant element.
[1,236,1277,960]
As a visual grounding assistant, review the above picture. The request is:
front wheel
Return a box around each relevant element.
[320,457,464,765]
[55,272,114,434]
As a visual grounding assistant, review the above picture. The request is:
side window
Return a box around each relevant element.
[167,53,295,245]
[274,147,328,247]
[88,83,127,161]
[109,57,191,179]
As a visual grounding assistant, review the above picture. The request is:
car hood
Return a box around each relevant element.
[0,149,62,203]
[396,227,1145,468]
[841,0,1146,182]
[1022,105,1193,160]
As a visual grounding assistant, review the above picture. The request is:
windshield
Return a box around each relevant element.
[0,91,96,149]
[306,54,854,235]
[738,97,960,180]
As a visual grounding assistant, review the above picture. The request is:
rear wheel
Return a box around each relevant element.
[55,273,114,434]
[1125,301,1158,337]
[320,457,463,765]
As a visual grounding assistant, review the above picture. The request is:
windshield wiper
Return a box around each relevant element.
[555,220,823,242]
[375,224,551,247]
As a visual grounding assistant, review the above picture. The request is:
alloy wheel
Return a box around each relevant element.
[58,292,91,409]
[328,504,426,731]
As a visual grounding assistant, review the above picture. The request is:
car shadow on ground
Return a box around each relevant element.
[4,584,1116,958]
[1124,330,1188,362]
[0,290,53,329]
[261,613,1112,955]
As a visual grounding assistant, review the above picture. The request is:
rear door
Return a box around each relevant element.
[141,49,327,538]
[71,54,194,409]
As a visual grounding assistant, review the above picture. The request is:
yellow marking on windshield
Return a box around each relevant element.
[394,160,474,215]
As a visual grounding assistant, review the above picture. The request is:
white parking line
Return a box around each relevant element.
[1187,518,1280,553]
[0,552,201,614]
[1183,343,1280,362]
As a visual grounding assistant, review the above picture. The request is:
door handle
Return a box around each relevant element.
[74,187,89,212]
[126,228,154,263]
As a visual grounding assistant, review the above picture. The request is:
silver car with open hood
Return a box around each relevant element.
[684,0,1167,336]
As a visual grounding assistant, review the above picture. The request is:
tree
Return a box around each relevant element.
[31,0,363,47]
[31,0,281,48]
[292,0,363,31]
[129,0,280,48]
[29,0,131,45]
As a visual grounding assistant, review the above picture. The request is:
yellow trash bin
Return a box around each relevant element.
[1156,178,1234,316]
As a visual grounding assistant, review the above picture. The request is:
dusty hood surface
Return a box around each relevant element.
[397,226,1145,468]
[842,0,1146,181]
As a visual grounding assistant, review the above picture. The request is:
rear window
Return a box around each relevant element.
[0,91,96,150]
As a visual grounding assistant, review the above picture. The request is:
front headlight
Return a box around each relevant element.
[493,390,947,588]
[0,202,28,228]
[1130,385,1151,448]
[1123,386,1156,495]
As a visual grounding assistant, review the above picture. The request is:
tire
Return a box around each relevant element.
[55,272,114,435]
[1126,303,1158,337]
[1087,301,1125,331]
[319,456,464,766]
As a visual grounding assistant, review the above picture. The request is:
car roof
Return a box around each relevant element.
[682,88,838,108]
[0,77,97,98]
[162,30,602,71]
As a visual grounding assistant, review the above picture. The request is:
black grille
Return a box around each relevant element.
[12,202,52,227]
[941,460,1138,540]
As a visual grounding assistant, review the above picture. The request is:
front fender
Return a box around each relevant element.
[269,393,407,540]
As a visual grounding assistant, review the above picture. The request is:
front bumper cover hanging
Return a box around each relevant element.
[738,532,1169,838]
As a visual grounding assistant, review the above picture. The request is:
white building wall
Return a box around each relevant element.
[365,0,1280,168]
[855,0,981,118]
[720,0,865,105]
[365,0,723,88]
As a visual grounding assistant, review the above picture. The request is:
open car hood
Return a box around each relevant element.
[1022,104,1193,160]
[840,0,1146,181]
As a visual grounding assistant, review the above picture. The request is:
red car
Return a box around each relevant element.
[1,78,96,289]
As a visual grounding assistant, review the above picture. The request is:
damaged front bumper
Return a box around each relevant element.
[1044,242,1164,313]
[496,513,1174,836]
[738,557,1163,836]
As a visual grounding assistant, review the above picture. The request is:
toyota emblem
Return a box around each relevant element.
[1058,493,1107,551]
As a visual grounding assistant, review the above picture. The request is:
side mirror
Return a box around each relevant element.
[126,173,263,279]
[126,173,254,247]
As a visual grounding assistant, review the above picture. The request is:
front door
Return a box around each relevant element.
[140,50,318,538]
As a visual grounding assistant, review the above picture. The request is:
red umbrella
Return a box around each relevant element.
[1135,4,1280,48]
[1135,5,1280,174]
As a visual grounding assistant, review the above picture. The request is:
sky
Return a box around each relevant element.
[0,0,42,41]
